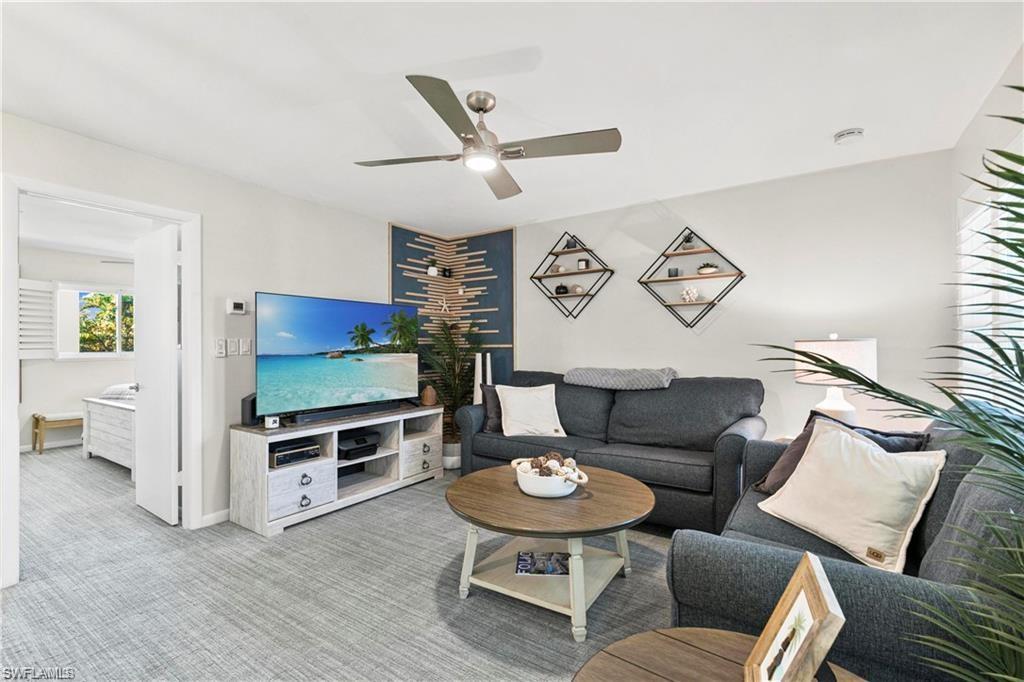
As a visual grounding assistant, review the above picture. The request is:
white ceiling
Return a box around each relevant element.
[19,193,156,258]
[3,3,1021,234]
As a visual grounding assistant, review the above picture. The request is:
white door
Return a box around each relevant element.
[134,224,179,524]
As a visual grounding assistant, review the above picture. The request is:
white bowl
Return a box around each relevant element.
[516,469,578,498]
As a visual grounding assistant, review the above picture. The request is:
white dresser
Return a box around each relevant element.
[82,397,136,479]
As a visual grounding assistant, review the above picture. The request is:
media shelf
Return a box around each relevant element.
[229,404,444,537]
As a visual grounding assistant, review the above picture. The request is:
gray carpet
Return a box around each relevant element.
[1,446,674,681]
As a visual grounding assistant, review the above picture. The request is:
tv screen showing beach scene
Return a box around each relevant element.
[255,292,420,416]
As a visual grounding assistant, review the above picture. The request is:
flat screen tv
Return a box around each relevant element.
[255,292,419,416]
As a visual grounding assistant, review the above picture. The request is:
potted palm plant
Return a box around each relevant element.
[763,87,1024,679]
[420,321,481,469]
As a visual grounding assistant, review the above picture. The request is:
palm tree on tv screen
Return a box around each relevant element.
[348,322,376,351]
[383,310,418,353]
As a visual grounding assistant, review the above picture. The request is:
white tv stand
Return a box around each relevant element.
[230,404,443,537]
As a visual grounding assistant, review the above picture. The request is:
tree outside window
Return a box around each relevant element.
[75,290,134,354]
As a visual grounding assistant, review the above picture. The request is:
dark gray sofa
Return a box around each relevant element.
[669,423,989,681]
[454,370,766,532]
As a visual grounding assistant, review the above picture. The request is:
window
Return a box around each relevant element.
[56,283,134,358]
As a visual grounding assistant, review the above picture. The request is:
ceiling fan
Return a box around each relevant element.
[355,75,622,200]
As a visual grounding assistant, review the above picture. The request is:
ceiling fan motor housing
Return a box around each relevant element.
[466,90,496,114]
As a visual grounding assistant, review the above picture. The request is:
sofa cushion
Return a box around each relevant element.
[606,377,764,451]
[909,424,984,562]
[722,488,857,564]
[511,370,614,441]
[575,443,714,493]
[471,432,605,463]
[919,455,1024,586]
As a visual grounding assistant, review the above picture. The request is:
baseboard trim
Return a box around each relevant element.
[199,509,229,528]
[19,438,81,453]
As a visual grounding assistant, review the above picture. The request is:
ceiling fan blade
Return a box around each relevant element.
[355,154,460,167]
[499,128,622,160]
[406,75,479,144]
[482,163,522,200]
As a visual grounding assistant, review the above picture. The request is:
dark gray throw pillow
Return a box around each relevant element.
[480,384,502,433]
[754,411,931,495]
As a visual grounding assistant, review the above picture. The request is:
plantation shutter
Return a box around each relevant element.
[18,278,56,359]
[955,133,1024,381]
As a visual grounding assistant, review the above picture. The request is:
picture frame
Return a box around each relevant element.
[744,553,845,682]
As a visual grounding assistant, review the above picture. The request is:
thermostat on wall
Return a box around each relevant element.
[226,299,248,315]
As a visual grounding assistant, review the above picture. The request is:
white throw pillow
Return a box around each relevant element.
[495,384,566,438]
[758,419,946,573]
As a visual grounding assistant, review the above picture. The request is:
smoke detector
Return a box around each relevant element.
[833,128,865,145]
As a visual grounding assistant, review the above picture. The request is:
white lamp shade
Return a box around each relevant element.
[793,337,877,386]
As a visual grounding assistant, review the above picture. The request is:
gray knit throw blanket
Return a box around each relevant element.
[564,367,677,390]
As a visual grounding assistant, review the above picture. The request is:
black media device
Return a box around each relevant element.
[338,428,381,460]
[241,393,258,426]
[269,438,321,468]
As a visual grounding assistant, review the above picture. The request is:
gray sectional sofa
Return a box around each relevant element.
[669,423,995,681]
[454,370,766,531]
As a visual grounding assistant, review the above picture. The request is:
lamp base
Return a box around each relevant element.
[814,386,858,424]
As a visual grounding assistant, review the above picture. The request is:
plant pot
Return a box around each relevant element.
[442,442,461,470]
[427,265,439,277]
[698,267,719,275]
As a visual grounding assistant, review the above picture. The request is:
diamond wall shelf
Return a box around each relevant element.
[530,232,614,319]
[638,227,745,328]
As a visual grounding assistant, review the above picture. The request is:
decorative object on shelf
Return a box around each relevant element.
[426,258,439,277]
[792,334,877,425]
[639,227,745,328]
[668,267,680,278]
[531,231,615,318]
[744,552,845,681]
[510,452,589,498]
[697,262,720,275]
[680,287,699,303]
[442,266,452,278]
[420,384,438,407]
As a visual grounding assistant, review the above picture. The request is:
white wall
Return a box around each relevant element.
[516,151,956,438]
[953,48,1023,198]
[3,114,388,517]
[17,246,135,448]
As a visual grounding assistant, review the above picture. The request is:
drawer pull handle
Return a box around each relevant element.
[423,443,431,454]
[422,459,430,471]
[300,473,312,486]
[299,494,311,508]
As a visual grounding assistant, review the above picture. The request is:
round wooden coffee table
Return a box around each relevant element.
[574,627,864,681]
[446,465,654,642]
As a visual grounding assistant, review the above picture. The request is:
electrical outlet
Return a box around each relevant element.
[227,338,240,356]
[215,338,227,358]
[239,338,252,356]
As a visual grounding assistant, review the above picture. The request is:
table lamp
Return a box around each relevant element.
[793,333,877,424]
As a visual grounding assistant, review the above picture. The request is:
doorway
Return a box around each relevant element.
[1,177,203,588]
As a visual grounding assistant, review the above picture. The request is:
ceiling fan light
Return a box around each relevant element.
[463,148,498,172]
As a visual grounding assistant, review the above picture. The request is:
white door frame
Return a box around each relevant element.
[1,175,204,588]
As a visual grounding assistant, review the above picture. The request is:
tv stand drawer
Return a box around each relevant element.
[401,436,442,478]
[268,459,335,496]
[268,481,334,521]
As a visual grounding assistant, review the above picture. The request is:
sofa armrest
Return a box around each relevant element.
[455,404,486,476]
[713,416,767,533]
[668,530,970,681]
[741,439,788,491]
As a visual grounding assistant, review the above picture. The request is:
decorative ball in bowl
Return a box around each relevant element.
[510,452,589,498]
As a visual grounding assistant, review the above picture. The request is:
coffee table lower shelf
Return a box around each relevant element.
[459,530,631,642]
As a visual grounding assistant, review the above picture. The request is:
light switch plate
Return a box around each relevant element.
[239,338,252,355]
[227,338,240,356]
[215,338,227,358]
